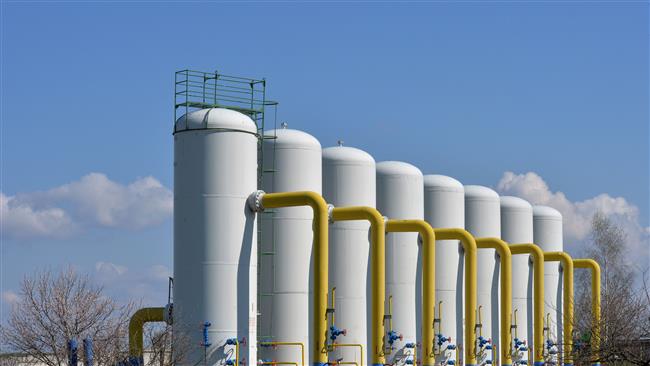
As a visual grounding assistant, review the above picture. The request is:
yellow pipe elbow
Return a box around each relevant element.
[128,307,165,359]
[573,258,601,364]
[509,243,545,365]
[433,228,478,366]
[385,220,435,366]
[258,191,330,366]
[330,206,385,366]
[543,251,574,366]
[476,238,512,366]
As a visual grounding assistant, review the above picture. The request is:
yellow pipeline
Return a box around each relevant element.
[543,251,574,366]
[330,206,385,366]
[257,191,330,366]
[128,307,165,360]
[260,342,306,366]
[476,238,512,366]
[509,243,545,366]
[433,228,478,366]
[573,259,601,365]
[385,220,435,366]
[331,344,364,366]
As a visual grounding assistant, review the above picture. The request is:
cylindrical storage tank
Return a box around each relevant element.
[259,126,322,365]
[173,108,258,366]
[323,144,376,366]
[532,206,563,356]
[376,161,423,366]
[464,185,501,365]
[423,175,464,365]
[500,196,534,364]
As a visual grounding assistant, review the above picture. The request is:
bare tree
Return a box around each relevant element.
[573,212,650,365]
[0,268,134,366]
[143,323,190,366]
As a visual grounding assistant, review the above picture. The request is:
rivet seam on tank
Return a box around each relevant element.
[247,190,266,212]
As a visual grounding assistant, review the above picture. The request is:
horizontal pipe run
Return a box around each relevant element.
[256,191,330,366]
[385,220,435,366]
[509,243,545,365]
[476,238,513,366]
[128,307,165,360]
[573,259,601,366]
[543,251,574,366]
[432,228,478,366]
[330,206,385,366]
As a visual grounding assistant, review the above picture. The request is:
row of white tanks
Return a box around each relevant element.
[172,109,565,366]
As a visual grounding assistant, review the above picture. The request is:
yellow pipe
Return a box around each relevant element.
[573,259,601,365]
[261,362,299,366]
[330,206,385,366]
[235,339,240,366]
[385,220,435,366]
[257,191,330,366]
[260,342,306,366]
[128,307,165,360]
[336,362,359,366]
[433,228,478,366]
[509,243,544,366]
[476,238,512,366]
[543,251,574,366]
[331,344,364,366]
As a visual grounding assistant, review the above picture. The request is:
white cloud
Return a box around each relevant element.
[2,290,19,305]
[93,262,171,306]
[497,171,650,269]
[1,173,172,240]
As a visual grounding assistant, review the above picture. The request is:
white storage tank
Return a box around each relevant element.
[376,161,423,366]
[423,175,464,365]
[500,196,534,364]
[173,108,258,366]
[259,125,322,365]
[323,144,376,366]
[464,185,501,365]
[532,206,563,356]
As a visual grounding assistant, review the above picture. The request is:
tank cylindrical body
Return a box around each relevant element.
[500,196,533,363]
[323,145,375,366]
[532,206,563,353]
[423,175,464,365]
[173,108,258,366]
[464,185,501,364]
[259,127,322,364]
[377,161,423,365]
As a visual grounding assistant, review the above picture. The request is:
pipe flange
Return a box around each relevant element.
[327,204,335,223]
[247,190,266,212]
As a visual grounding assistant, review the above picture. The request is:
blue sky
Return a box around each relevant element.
[1,2,648,315]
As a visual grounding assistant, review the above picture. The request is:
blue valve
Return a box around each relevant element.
[388,330,403,345]
[446,344,456,350]
[405,343,416,349]
[519,346,528,351]
[405,360,414,365]
[485,345,492,350]
[446,360,455,365]
[486,360,493,365]
[436,334,451,346]
[330,326,347,341]
[202,322,212,347]
[518,361,528,365]
[226,338,238,346]
[225,360,236,366]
